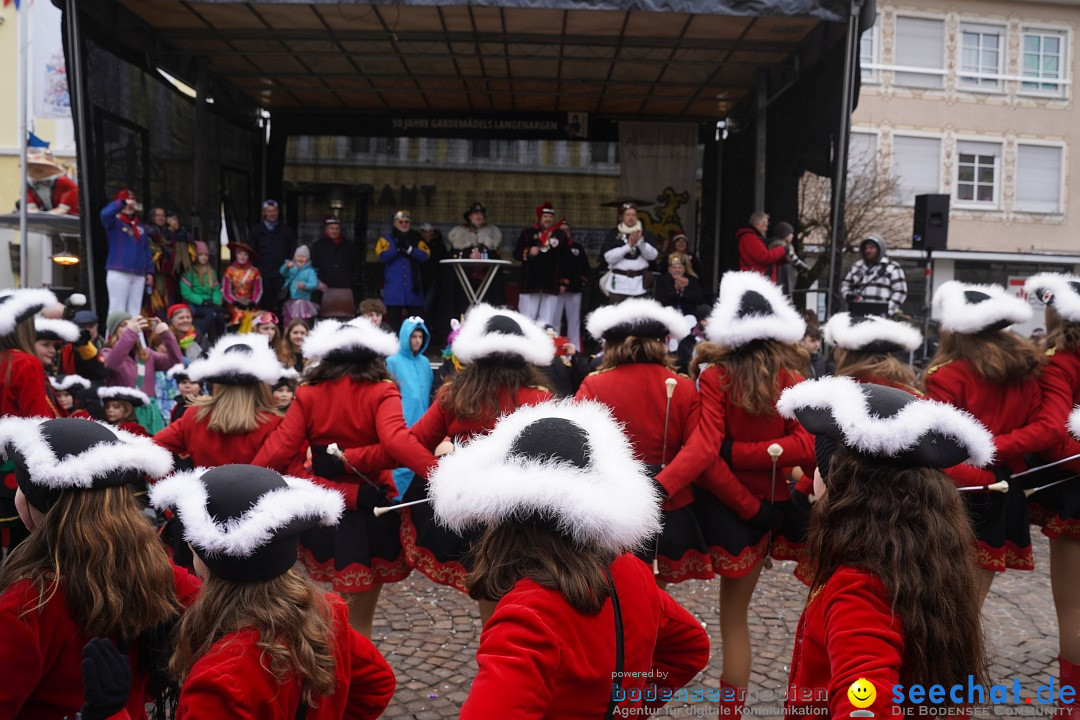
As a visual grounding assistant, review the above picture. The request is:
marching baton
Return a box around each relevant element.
[373,497,433,517]
[763,443,783,571]
[957,480,1010,493]
[1024,473,1079,497]
[1012,451,1080,479]
[326,443,385,493]
[653,377,679,575]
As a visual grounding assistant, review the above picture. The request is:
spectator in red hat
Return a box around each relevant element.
[101,189,154,317]
[167,304,205,361]
[513,202,569,327]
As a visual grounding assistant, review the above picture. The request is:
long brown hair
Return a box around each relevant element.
[1044,307,1080,353]
[598,336,675,372]
[807,446,988,690]
[928,330,1040,384]
[467,520,616,614]
[0,314,37,354]
[276,319,309,369]
[192,382,281,433]
[302,357,393,386]
[439,360,548,420]
[0,486,180,646]
[690,340,808,415]
[833,348,922,392]
[170,568,336,707]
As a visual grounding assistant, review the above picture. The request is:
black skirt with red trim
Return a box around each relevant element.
[398,475,479,593]
[1027,468,1080,542]
[299,507,411,593]
[632,505,714,584]
[966,480,1034,572]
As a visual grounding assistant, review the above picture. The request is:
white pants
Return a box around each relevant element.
[107,269,145,316]
[518,293,560,329]
[553,292,582,349]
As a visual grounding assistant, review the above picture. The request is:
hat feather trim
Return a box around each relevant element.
[776,376,995,467]
[149,469,344,558]
[34,318,80,343]
[302,318,399,362]
[824,312,922,352]
[0,288,58,336]
[166,363,190,380]
[50,374,91,391]
[451,304,555,366]
[706,271,806,347]
[1024,273,1080,324]
[429,399,662,553]
[933,281,1033,334]
[97,386,151,407]
[0,416,173,489]
[187,335,285,385]
[1068,406,1080,441]
[586,298,691,341]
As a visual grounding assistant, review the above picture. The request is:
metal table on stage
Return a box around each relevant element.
[440,258,510,307]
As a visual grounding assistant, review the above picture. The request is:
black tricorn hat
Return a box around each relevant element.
[464,201,487,221]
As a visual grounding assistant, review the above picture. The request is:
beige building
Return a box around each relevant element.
[851,0,1080,329]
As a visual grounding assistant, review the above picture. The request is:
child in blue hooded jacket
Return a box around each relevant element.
[279,245,320,324]
[386,316,433,498]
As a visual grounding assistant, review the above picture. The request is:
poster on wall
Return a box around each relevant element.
[32,0,70,119]
[618,122,697,249]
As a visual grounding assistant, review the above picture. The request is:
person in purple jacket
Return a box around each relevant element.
[101,313,182,434]
[100,189,155,316]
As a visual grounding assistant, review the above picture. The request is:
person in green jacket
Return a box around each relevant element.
[180,241,225,342]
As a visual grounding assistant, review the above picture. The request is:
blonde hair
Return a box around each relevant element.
[192,383,281,433]
[598,336,675,372]
[690,340,808,415]
[171,568,336,707]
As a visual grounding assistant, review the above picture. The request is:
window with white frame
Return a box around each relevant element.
[955,140,1001,207]
[849,131,878,172]
[895,16,945,89]
[959,23,1003,89]
[1015,143,1064,213]
[860,21,879,83]
[891,135,941,204]
[1021,29,1067,96]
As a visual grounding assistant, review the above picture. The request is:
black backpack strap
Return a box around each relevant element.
[604,571,625,720]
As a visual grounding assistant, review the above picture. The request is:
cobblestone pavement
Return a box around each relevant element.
[371,533,1061,718]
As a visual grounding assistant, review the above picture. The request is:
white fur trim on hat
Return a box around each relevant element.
[933,280,1033,334]
[149,468,344,558]
[776,375,995,467]
[706,271,806,348]
[0,288,58,336]
[429,399,662,553]
[34,318,80,343]
[301,318,399,362]
[0,416,173,489]
[166,363,190,380]
[585,298,691,342]
[1068,406,1080,442]
[186,334,284,385]
[824,312,922,353]
[1025,273,1080,324]
[97,386,151,407]
[50,374,91,392]
[451,304,556,367]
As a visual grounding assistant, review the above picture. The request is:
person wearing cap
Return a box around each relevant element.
[840,234,908,317]
[417,221,449,326]
[73,309,104,348]
[512,202,570,328]
[166,303,206,361]
[310,214,366,318]
[430,400,710,716]
[253,318,437,637]
[924,280,1042,589]
[339,304,553,616]
[1,289,69,419]
[57,309,107,382]
[23,148,79,215]
[248,199,298,316]
[599,201,660,303]
[824,312,923,394]
[145,207,181,315]
[671,271,816,716]
[776,376,991,719]
[279,244,320,325]
[33,316,80,377]
[93,464,392,720]
[674,303,712,376]
[768,221,810,296]
[50,374,92,416]
[0,416,198,720]
[661,230,702,278]
[653,251,705,316]
[375,210,430,331]
[165,363,204,424]
[448,201,502,253]
[179,240,225,342]
[102,313,182,435]
[101,189,155,317]
[99,386,154,436]
[222,241,263,332]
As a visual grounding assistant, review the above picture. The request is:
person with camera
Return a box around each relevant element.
[840,234,908,317]
[101,189,154,317]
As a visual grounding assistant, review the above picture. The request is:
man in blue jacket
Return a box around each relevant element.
[386,316,432,498]
[100,189,154,316]
[375,210,429,331]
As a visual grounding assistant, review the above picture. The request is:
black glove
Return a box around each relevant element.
[356,484,392,511]
[788,487,812,518]
[720,437,733,465]
[77,329,92,347]
[744,500,782,533]
[310,446,345,479]
[395,236,410,253]
[81,637,132,720]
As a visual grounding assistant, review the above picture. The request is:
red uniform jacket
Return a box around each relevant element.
[0,350,63,418]
[994,347,1079,466]
[460,553,709,719]
[154,411,284,467]
[173,594,394,720]
[0,563,200,720]
[737,227,786,282]
[785,567,905,720]
[343,384,552,475]
[252,378,436,508]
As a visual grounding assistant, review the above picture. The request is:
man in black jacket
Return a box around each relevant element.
[247,199,296,315]
[310,214,366,317]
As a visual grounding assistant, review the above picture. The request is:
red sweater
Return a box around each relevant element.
[252,377,437,508]
[737,227,786,282]
[174,594,394,720]
[460,553,709,719]
[0,563,200,720]
[0,350,63,418]
[785,567,905,720]
[154,411,284,467]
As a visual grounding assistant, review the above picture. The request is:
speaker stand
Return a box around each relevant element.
[921,247,934,366]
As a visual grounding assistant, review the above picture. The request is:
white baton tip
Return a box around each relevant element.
[767,443,783,459]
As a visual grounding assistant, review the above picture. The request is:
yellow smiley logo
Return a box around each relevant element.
[848,678,877,708]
